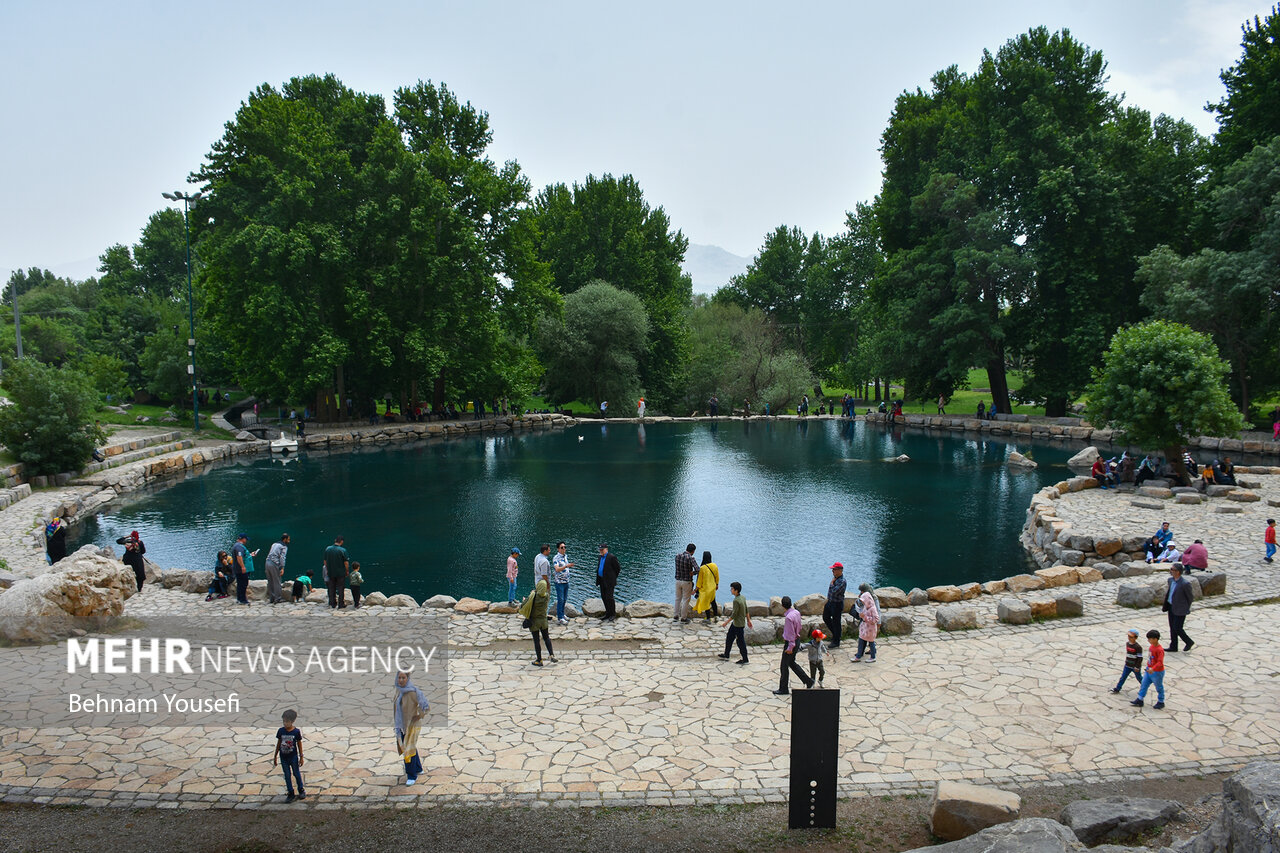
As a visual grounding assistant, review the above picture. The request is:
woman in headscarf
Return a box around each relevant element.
[693,551,720,621]
[122,539,146,591]
[393,670,429,786]
[522,576,556,666]
[852,583,880,663]
[45,517,67,564]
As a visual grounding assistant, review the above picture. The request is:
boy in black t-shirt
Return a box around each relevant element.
[272,709,306,801]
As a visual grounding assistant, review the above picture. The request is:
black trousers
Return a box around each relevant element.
[724,625,748,661]
[350,586,361,607]
[779,649,811,691]
[328,575,346,608]
[532,628,553,661]
[1167,613,1192,651]
[822,604,843,646]
[600,581,617,618]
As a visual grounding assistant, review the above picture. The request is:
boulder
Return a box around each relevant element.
[1116,582,1160,609]
[997,599,1032,625]
[1130,498,1165,510]
[1175,493,1205,505]
[1101,566,1125,580]
[0,550,138,642]
[362,591,387,606]
[1198,571,1227,596]
[581,597,607,617]
[1060,797,1182,846]
[1076,566,1103,583]
[906,818,1083,852]
[1137,486,1174,499]
[1094,537,1124,557]
[1179,760,1280,853]
[182,571,214,594]
[247,580,269,601]
[453,597,490,615]
[1005,574,1047,593]
[981,580,1008,595]
[422,594,458,609]
[875,586,909,608]
[929,780,1023,842]
[907,587,929,606]
[384,594,418,608]
[1007,451,1038,469]
[1227,490,1260,502]
[745,620,777,645]
[487,602,519,614]
[936,604,979,631]
[928,585,965,603]
[624,600,673,618]
[1052,592,1084,617]
[563,603,581,618]
[1122,561,1156,577]
[958,582,982,600]
[305,589,328,604]
[1213,504,1244,514]
[795,593,827,616]
[881,613,913,636]
[1064,534,1094,553]
[1066,446,1100,469]
[1205,484,1235,497]
[746,599,770,617]
[1035,566,1080,587]
[1028,597,1057,619]
[769,596,785,616]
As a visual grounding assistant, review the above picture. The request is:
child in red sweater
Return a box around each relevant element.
[1131,630,1166,709]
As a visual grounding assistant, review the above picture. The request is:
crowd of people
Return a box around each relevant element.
[1094,450,1240,490]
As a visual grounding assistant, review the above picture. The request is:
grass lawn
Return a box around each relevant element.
[820,369,1045,417]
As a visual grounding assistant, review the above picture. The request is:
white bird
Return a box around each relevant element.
[578,435,584,442]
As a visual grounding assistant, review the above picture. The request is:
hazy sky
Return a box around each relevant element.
[0,0,1261,283]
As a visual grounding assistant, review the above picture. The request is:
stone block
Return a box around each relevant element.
[305,589,328,604]
[1101,566,1124,579]
[959,582,982,600]
[362,591,387,606]
[927,585,965,603]
[1121,535,1148,553]
[1064,534,1094,552]
[769,596,785,616]
[875,586,909,608]
[1060,797,1181,846]
[1052,592,1084,617]
[1121,561,1155,576]
[1227,490,1260,502]
[1205,484,1235,497]
[1199,571,1227,596]
[997,599,1032,625]
[623,600,673,618]
[907,587,929,605]
[1075,566,1103,583]
[1066,446,1100,469]
[580,598,606,617]
[795,593,827,616]
[1130,498,1165,510]
[1028,597,1057,618]
[936,604,979,631]
[383,593,418,608]
[1213,504,1244,514]
[453,597,490,614]
[1004,574,1047,593]
[1057,549,1085,567]
[486,602,518,614]
[1094,537,1123,557]
[745,621,777,645]
[746,599,770,617]
[1035,566,1080,587]
[928,780,1022,842]
[1116,582,1160,608]
[247,580,269,601]
[981,580,1007,595]
[422,594,458,609]
[1175,493,1204,505]
[1007,451,1037,469]
[1137,486,1173,499]
[881,613,913,636]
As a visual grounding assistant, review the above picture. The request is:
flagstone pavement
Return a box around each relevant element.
[2,479,1280,810]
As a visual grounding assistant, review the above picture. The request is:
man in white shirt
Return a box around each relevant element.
[552,541,574,625]
[534,544,552,586]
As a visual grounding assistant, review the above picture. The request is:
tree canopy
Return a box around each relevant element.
[537,280,649,408]
[1208,4,1280,165]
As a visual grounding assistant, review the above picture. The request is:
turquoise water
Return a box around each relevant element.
[73,420,1074,604]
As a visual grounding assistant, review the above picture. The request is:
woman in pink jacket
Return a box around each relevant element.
[852,583,880,662]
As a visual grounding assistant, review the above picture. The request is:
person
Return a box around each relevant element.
[231,533,254,606]
[506,547,521,606]
[674,543,697,624]
[348,561,364,608]
[1134,455,1159,487]
[1130,630,1166,709]
[708,395,719,417]
[1180,539,1209,573]
[637,397,646,418]
[207,551,232,601]
[774,597,815,695]
[522,576,556,666]
[1155,522,1173,548]
[44,517,68,565]
[937,394,946,414]
[742,399,750,418]
[693,551,720,620]
[1091,456,1114,489]
[1163,564,1194,653]
[1266,518,1276,564]
[599,400,608,418]
[1217,456,1237,486]
[551,541,573,625]
[852,583,881,662]
[272,709,305,802]
[324,536,349,609]
[1119,453,1136,484]
[596,543,620,621]
[800,393,809,416]
[717,581,751,665]
[805,628,828,687]
[533,544,552,588]
[1155,541,1182,564]
[1197,462,1216,492]
[822,562,846,649]
[393,671,429,786]
[122,539,146,592]
[291,572,312,603]
[1110,629,1144,694]
[264,533,290,605]
[976,400,986,420]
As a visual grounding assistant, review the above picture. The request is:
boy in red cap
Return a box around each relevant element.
[805,628,828,687]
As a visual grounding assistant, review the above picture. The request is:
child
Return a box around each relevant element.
[291,573,312,603]
[272,709,306,802]
[806,628,828,687]
[717,581,752,664]
[348,562,364,608]
[1130,630,1166,709]
[1110,629,1143,694]
[1266,519,1276,564]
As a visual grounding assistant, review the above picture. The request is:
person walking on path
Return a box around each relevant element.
[637,397,646,418]
[232,533,254,606]
[264,533,290,604]
[937,394,946,414]
[522,577,557,666]
[552,542,574,625]
[718,581,751,664]
[324,536,349,609]
[1111,629,1144,694]
[774,597,815,694]
[1131,630,1166,709]
[533,544,552,587]
[393,671,429,786]
[1163,564,1195,653]
[694,551,720,620]
[852,583,881,662]
[674,543,697,624]
[1266,518,1276,564]
[596,543,620,621]
[823,562,846,649]
[271,709,305,802]
[806,629,828,687]
[506,547,521,606]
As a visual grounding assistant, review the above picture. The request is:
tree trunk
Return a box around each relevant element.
[432,375,445,410]
[874,378,882,402]
[1044,396,1067,418]
[1239,372,1250,427]
[335,364,346,421]
[986,356,1011,415]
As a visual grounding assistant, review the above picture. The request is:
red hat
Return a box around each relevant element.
[812,629,826,640]
[829,562,843,570]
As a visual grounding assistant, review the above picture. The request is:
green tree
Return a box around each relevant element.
[1208,4,1280,166]
[0,359,106,475]
[683,301,812,414]
[537,280,649,408]
[134,208,190,301]
[1085,320,1244,479]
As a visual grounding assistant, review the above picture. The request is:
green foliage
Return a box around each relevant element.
[0,360,106,475]
[683,302,813,414]
[537,281,649,407]
[78,352,131,402]
[138,303,192,405]
[1208,5,1280,166]
[1085,321,1245,452]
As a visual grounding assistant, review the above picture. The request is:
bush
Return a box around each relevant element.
[0,360,106,475]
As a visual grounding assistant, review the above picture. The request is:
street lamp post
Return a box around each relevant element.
[161,190,203,431]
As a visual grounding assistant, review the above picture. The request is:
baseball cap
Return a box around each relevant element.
[829,562,844,570]
[510,547,521,555]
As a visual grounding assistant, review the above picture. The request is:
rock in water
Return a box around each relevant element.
[1007,451,1038,469]
[1066,446,1100,469]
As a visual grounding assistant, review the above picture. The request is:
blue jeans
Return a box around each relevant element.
[1137,670,1165,702]
[554,582,568,620]
[1267,542,1276,560]
[508,579,517,603]
[280,752,302,795]
[1114,665,1138,691]
[856,638,877,660]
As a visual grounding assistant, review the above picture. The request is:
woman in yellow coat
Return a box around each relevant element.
[693,551,720,621]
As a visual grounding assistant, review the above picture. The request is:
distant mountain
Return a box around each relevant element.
[682,244,752,296]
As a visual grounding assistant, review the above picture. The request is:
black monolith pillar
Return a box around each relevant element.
[788,687,839,829]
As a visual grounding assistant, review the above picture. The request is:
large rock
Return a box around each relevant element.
[959,582,982,600]
[487,602,519,614]
[906,818,1084,852]
[362,590,387,606]
[1076,565,1104,583]
[907,587,929,606]
[769,596,785,616]
[422,594,458,609]
[1007,451,1038,469]
[1227,489,1261,502]
[1067,446,1100,469]
[1052,592,1084,617]
[875,586,909,608]
[1199,571,1227,596]
[1122,561,1156,577]
[745,620,777,645]
[1094,537,1124,557]
[795,593,827,616]
[581,597,607,617]
[1005,574,1047,593]
[1138,486,1174,499]
[928,585,965,603]
[181,571,214,594]
[624,600,673,618]
[881,613,913,636]
[936,604,979,631]
[997,598,1032,625]
[1059,797,1181,846]
[1213,504,1244,514]
[453,597,490,614]
[0,549,138,642]
[384,593,418,608]
[1181,760,1280,853]
[746,599,770,617]
[929,780,1023,841]
[982,580,1008,595]
[1116,582,1160,608]
[1130,498,1165,510]
[1204,484,1235,497]
[1057,549,1086,567]
[1035,566,1080,587]
[1028,597,1057,619]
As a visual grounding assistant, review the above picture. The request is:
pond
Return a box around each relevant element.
[72,420,1076,605]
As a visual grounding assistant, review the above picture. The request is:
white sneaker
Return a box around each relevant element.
[405,778,416,786]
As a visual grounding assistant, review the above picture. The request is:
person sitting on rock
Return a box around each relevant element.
[1119,453,1136,483]
[1091,457,1115,489]
[1134,455,1160,487]
[1215,456,1237,486]
[1196,463,1216,493]
[1156,541,1182,564]
[1180,539,1208,573]
[1143,535,1163,563]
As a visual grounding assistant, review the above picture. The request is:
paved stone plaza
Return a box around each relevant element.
[1,454,1279,810]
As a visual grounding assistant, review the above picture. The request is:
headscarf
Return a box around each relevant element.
[45,517,64,539]
[392,671,429,733]
[859,589,880,624]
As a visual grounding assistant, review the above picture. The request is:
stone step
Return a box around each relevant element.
[77,439,197,476]
[99,430,182,458]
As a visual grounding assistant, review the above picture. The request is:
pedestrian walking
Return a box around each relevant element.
[265,533,290,604]
[521,577,556,666]
[852,583,880,662]
[805,629,828,687]
[392,671,429,786]
[1110,629,1143,694]
[822,562,846,649]
[1131,630,1166,709]
[1266,518,1276,564]
[271,709,306,802]
[774,597,815,695]
[674,543,697,623]
[1162,564,1194,652]
[717,581,751,664]
[122,539,146,592]
[693,551,719,620]
[596,543,620,621]
[45,517,68,564]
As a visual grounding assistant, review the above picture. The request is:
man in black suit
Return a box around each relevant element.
[596,543,621,621]
[1162,564,1195,652]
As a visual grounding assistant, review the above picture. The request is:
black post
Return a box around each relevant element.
[788,687,839,829]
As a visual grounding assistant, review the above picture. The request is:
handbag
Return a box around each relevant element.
[519,590,534,628]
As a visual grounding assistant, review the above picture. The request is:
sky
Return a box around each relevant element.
[0,0,1263,284]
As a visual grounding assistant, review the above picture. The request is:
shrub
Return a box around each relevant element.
[0,360,106,475]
